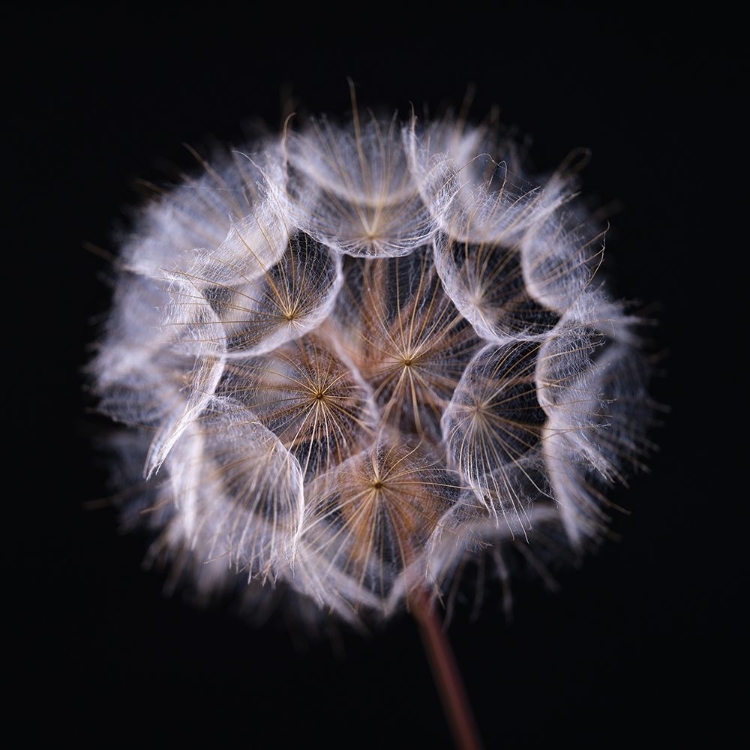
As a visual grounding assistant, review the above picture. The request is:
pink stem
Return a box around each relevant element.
[410,590,483,750]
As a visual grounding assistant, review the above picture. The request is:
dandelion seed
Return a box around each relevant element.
[218,333,379,478]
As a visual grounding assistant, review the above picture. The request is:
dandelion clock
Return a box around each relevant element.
[87,91,656,749]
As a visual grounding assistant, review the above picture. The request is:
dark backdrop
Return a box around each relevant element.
[8,6,740,748]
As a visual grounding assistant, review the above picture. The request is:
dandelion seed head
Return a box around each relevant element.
[89,102,655,626]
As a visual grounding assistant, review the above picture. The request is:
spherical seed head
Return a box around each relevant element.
[89,105,655,626]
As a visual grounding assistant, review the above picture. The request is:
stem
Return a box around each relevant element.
[410,590,483,750]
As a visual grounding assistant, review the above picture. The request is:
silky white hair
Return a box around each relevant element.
[89,102,654,626]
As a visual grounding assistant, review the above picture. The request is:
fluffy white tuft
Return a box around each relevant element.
[89,106,655,626]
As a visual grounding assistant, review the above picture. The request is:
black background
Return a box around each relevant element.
[9,6,741,748]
